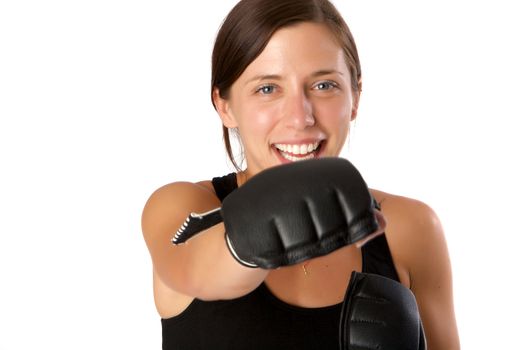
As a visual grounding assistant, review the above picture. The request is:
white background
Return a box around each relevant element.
[1,0,526,349]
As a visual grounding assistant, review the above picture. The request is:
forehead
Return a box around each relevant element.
[241,22,348,78]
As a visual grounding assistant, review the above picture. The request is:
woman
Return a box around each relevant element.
[142,0,460,348]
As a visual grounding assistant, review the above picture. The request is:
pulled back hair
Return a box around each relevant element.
[211,0,362,170]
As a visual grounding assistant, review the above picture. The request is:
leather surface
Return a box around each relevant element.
[222,157,379,268]
[339,272,426,350]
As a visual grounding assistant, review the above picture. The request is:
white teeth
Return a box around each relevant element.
[282,152,316,162]
[274,141,321,162]
[292,144,299,154]
[275,142,320,155]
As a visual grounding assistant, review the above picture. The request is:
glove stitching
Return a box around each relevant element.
[353,295,389,304]
[350,319,386,326]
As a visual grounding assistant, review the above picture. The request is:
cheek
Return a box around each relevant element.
[317,98,352,128]
[239,103,281,136]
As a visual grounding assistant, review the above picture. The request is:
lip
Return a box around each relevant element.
[272,138,323,146]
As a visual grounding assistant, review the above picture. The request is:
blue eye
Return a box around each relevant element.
[314,81,337,90]
[257,85,276,95]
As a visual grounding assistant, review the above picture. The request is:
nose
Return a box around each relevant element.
[284,90,315,129]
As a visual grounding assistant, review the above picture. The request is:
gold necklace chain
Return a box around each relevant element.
[302,261,311,276]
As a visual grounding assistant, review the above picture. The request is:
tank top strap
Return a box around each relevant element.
[361,234,400,282]
[362,197,400,282]
[211,172,238,202]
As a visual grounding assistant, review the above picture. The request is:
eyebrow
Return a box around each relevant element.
[312,69,345,78]
[244,70,345,86]
[244,74,282,86]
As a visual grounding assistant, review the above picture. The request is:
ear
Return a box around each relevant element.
[351,79,362,122]
[213,88,238,128]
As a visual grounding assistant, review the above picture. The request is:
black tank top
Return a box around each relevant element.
[161,173,399,350]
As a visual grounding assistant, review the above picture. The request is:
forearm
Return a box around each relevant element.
[142,182,269,301]
[179,224,269,300]
[150,222,268,300]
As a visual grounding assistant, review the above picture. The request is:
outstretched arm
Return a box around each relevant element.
[142,181,268,301]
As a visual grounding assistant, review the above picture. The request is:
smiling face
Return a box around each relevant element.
[214,22,357,178]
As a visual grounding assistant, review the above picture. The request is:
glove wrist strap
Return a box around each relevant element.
[225,232,258,268]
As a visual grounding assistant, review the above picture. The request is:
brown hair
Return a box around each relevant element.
[211,0,362,170]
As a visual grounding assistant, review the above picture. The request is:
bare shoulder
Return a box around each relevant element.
[141,180,219,246]
[370,189,441,230]
[370,189,459,347]
[370,189,447,285]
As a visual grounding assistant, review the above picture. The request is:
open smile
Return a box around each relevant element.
[273,141,324,162]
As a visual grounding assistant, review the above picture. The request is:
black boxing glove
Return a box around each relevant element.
[222,157,379,269]
[339,272,426,350]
